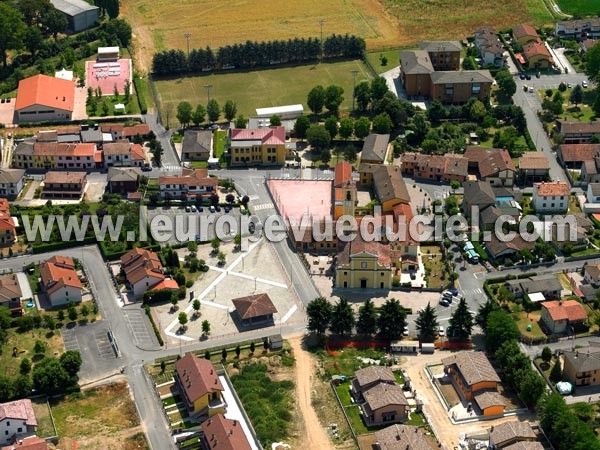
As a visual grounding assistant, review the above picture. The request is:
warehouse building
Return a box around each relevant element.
[50,0,99,33]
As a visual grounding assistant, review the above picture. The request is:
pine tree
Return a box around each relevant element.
[329,297,355,336]
[356,299,377,336]
[549,360,562,383]
[447,297,474,341]
[415,302,438,343]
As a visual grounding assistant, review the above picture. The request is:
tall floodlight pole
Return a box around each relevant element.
[319,19,325,60]
[351,70,359,113]
[184,32,191,58]
[204,84,213,124]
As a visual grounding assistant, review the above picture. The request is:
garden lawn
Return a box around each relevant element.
[31,397,56,438]
[422,252,447,289]
[512,311,545,338]
[0,328,64,379]
[335,381,353,406]
[365,48,404,74]
[314,347,386,378]
[154,60,371,119]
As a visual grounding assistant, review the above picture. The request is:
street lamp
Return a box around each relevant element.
[319,19,325,60]
[203,84,212,105]
[351,70,359,113]
[184,32,192,58]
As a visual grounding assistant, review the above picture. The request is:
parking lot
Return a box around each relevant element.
[146,205,242,244]
[123,306,160,349]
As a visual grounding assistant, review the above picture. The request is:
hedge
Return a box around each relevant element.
[144,304,164,346]
[133,74,148,114]
[32,237,97,254]
[472,242,489,261]
[143,288,176,304]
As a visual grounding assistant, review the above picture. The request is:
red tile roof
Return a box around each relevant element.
[232,293,277,319]
[542,300,588,322]
[523,39,551,59]
[122,124,150,138]
[230,126,286,145]
[39,256,82,295]
[535,181,570,197]
[159,168,217,188]
[464,146,516,178]
[151,279,179,291]
[559,144,600,162]
[334,162,353,187]
[34,142,96,157]
[200,413,252,450]
[120,248,166,286]
[175,353,224,403]
[44,171,86,185]
[0,399,37,427]
[1,436,48,450]
[15,74,75,112]
[513,24,539,41]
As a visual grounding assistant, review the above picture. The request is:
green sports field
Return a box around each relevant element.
[154,60,372,121]
[556,0,600,16]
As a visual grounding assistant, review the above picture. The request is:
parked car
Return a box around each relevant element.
[583,80,589,88]
[209,205,216,213]
[224,206,231,213]
[449,289,459,296]
[567,82,573,88]
[438,326,445,336]
[525,74,531,80]
[215,205,221,212]
[185,205,191,212]
[197,206,204,212]
[439,298,450,307]
[519,74,526,80]
[403,327,409,336]
[536,72,540,78]
[190,205,197,212]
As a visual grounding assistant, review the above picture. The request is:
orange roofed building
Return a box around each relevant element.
[0,198,17,248]
[15,74,75,123]
[200,413,252,450]
[175,353,226,418]
[39,256,82,307]
[158,168,217,201]
[541,300,588,334]
[120,248,178,298]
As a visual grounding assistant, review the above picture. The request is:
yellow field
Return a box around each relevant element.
[122,0,554,73]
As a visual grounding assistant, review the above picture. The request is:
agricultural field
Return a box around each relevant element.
[154,59,371,120]
[122,0,553,72]
[556,0,600,16]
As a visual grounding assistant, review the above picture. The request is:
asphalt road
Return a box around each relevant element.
[143,113,180,169]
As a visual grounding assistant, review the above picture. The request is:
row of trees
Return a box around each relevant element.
[176,100,223,127]
[152,34,366,76]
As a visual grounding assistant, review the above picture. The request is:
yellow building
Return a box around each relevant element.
[336,236,393,289]
[373,165,411,213]
[333,162,356,220]
[229,126,290,166]
[175,353,225,418]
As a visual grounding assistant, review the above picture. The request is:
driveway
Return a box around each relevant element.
[548,46,575,74]
[0,101,15,126]
[72,86,88,121]
[84,172,108,202]
[381,66,404,99]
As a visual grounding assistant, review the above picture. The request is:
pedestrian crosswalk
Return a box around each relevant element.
[462,288,484,297]
[253,202,274,211]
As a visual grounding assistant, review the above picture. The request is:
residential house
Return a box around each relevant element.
[39,256,82,306]
[41,171,87,199]
[541,300,588,334]
[581,39,598,55]
[14,74,75,123]
[465,146,516,186]
[556,120,600,144]
[107,167,141,195]
[442,352,501,400]
[473,391,506,416]
[158,168,217,201]
[120,248,178,298]
[21,142,99,170]
[102,124,124,141]
[199,414,251,450]
[229,126,290,166]
[80,124,103,144]
[360,382,409,426]
[532,182,570,213]
[12,141,35,170]
[373,424,435,450]
[0,170,24,199]
[518,153,550,184]
[522,40,552,70]
[174,353,225,418]
[429,70,494,104]
[351,366,397,396]
[562,341,600,387]
[231,293,277,327]
[103,142,148,168]
[372,165,410,213]
[122,124,151,142]
[0,199,17,248]
[0,400,38,446]
[557,144,600,168]
[419,41,462,71]
[474,27,506,67]
[489,420,539,448]
[505,275,563,300]
[580,156,600,184]
[0,436,49,450]
[486,234,536,261]
[512,24,539,45]
[0,274,23,316]
[584,262,600,286]
[400,152,468,183]
[360,134,390,164]
[462,180,496,217]
[399,50,434,97]
[556,18,600,41]
[182,130,212,161]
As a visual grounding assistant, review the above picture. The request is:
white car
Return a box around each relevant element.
[403,327,409,336]
[583,80,589,88]
[438,326,445,336]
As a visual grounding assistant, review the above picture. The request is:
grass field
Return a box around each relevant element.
[556,0,600,16]
[155,60,371,120]
[122,0,554,72]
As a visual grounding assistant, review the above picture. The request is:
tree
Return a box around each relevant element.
[191,104,206,126]
[80,304,89,319]
[0,4,26,67]
[0,307,11,330]
[549,359,562,383]
[517,369,546,408]
[106,0,119,19]
[223,100,237,122]
[211,237,221,253]
[415,302,438,343]
[250,342,255,354]
[178,312,188,330]
[320,148,331,165]
[68,306,78,322]
[235,345,241,358]
[469,100,487,123]
[34,340,46,355]
[593,91,600,117]
[355,81,371,111]
[307,125,331,152]
[329,297,355,336]
[570,84,583,106]
[354,116,371,139]
[377,299,406,340]
[221,348,227,360]
[306,297,332,335]
[485,310,519,352]
[235,115,247,128]
[356,299,378,336]
[201,320,211,335]
[177,101,193,127]
[370,76,388,101]
[207,99,221,123]
[343,145,358,163]
[585,42,600,81]
[450,180,461,192]
[217,252,226,265]
[204,350,211,360]
[372,112,392,134]
[105,18,132,47]
[476,298,500,331]
[19,358,31,375]
[32,357,73,395]
[0,376,14,402]
[325,85,344,116]
[339,118,353,139]
[13,375,32,399]
[225,193,235,204]
[324,116,338,139]
[541,346,552,364]
[294,115,310,140]
[59,351,82,377]
[495,69,517,101]
[307,85,326,115]
[427,100,447,122]
[270,114,282,126]
[24,27,43,59]
[57,310,65,322]
[447,298,474,341]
